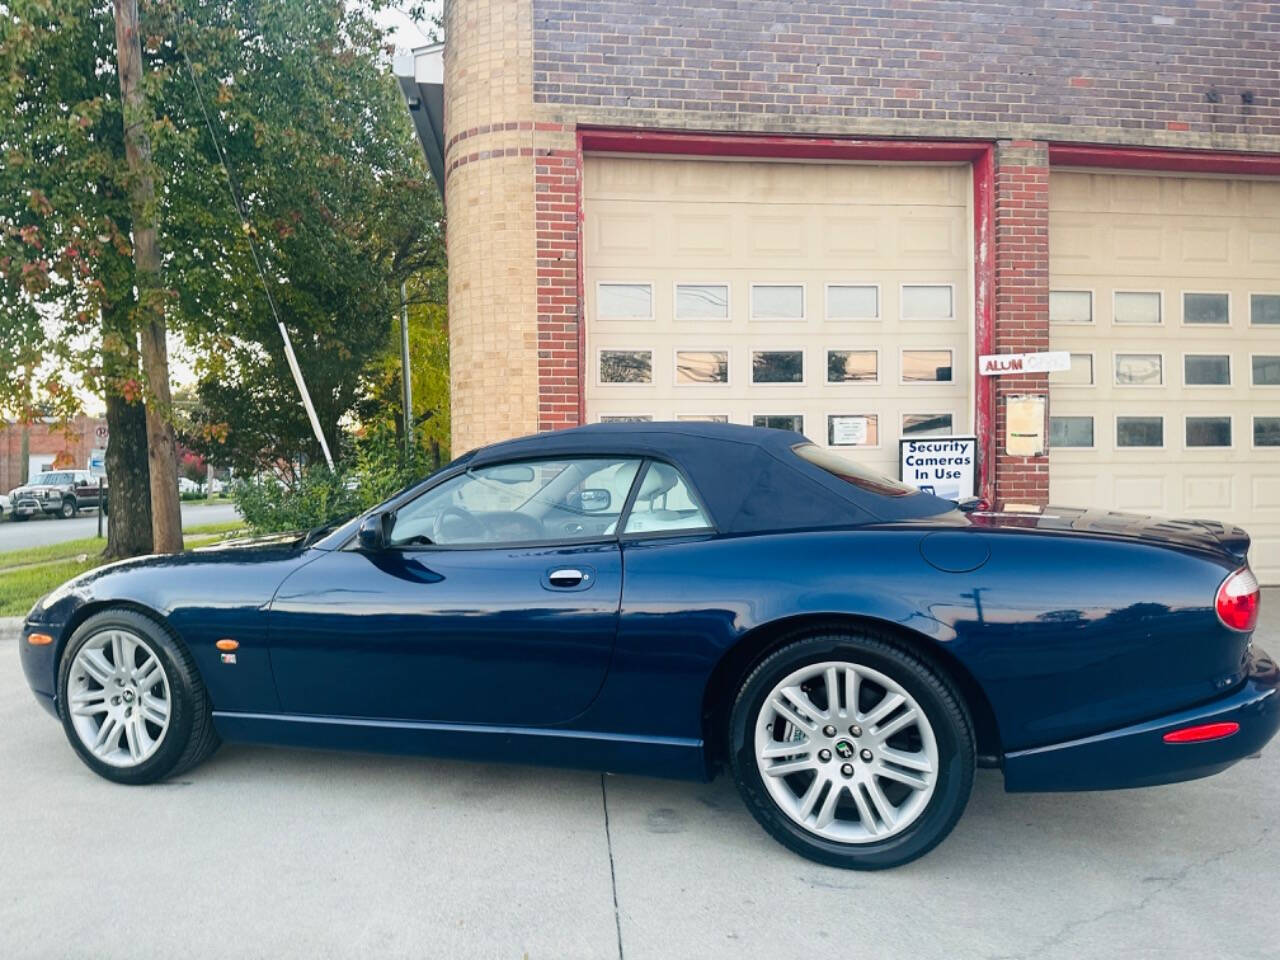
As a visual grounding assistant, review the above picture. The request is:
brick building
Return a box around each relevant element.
[397,1,1280,578]
[0,415,107,494]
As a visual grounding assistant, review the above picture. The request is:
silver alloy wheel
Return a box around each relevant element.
[754,660,938,844]
[68,629,171,768]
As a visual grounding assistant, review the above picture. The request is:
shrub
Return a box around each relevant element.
[233,426,442,534]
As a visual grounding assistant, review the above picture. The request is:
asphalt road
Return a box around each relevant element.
[1,602,1277,959]
[0,501,240,551]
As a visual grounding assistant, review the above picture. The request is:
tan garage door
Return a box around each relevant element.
[583,156,972,480]
[1049,169,1280,581]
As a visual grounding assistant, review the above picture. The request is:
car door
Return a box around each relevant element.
[267,456,644,726]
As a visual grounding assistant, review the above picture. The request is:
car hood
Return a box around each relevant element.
[968,505,1250,563]
[11,485,58,496]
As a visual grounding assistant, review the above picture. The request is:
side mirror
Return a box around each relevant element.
[357,512,395,551]
[575,488,612,513]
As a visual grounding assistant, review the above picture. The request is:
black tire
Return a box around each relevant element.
[728,629,975,870]
[59,497,76,519]
[12,513,28,522]
[57,608,221,785]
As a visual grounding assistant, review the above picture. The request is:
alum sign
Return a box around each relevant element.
[978,351,1071,376]
[899,435,977,501]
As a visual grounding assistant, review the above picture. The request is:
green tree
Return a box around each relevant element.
[0,1,155,556]
[161,0,445,476]
[0,1,446,548]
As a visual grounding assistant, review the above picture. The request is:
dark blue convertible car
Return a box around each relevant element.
[19,422,1280,868]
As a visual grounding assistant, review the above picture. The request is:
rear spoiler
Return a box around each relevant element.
[1191,520,1251,563]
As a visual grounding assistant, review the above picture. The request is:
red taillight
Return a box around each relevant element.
[1163,722,1240,744]
[1215,567,1260,633]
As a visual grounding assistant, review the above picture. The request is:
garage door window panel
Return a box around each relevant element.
[599,415,652,423]
[902,413,954,438]
[1050,353,1095,387]
[1182,292,1230,326]
[901,284,954,322]
[1183,354,1231,387]
[825,284,880,321]
[1251,355,1280,387]
[752,350,805,384]
[1185,416,1232,448]
[1253,417,1280,448]
[827,414,879,447]
[1251,294,1280,327]
[1050,290,1093,325]
[1114,353,1164,387]
[676,414,729,423]
[674,350,730,385]
[1113,291,1162,326]
[1116,416,1164,448]
[902,349,954,384]
[826,349,879,384]
[597,283,653,321]
[1050,416,1095,449]
[750,284,805,321]
[675,283,730,321]
[753,414,804,434]
[599,350,654,385]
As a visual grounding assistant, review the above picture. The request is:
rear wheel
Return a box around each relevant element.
[57,609,220,784]
[729,630,974,869]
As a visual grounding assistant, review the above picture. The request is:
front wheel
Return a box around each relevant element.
[59,498,76,519]
[729,631,975,869]
[57,609,220,784]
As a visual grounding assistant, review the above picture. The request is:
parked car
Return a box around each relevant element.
[18,423,1279,868]
[7,470,106,520]
[177,477,203,495]
[0,492,9,520]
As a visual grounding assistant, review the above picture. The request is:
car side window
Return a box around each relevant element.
[388,457,643,547]
[621,462,713,535]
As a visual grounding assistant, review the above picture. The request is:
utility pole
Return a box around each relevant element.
[113,0,183,553]
[400,282,413,455]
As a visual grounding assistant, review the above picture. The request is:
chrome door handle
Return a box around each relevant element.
[548,568,588,587]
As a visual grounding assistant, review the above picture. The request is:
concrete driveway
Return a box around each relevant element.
[0,501,240,552]
[2,605,1277,960]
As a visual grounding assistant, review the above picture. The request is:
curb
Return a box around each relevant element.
[1,616,26,632]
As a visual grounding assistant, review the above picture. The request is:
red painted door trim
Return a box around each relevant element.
[972,145,996,505]
[575,128,996,495]
[1050,143,1280,177]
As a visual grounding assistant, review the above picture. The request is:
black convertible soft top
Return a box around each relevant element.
[467,421,956,532]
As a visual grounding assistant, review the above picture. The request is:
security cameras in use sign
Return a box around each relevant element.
[899,436,977,501]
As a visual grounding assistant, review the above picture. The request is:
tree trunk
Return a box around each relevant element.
[113,0,182,553]
[102,300,153,559]
[104,391,154,558]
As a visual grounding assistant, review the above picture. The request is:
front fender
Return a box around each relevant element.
[20,547,320,716]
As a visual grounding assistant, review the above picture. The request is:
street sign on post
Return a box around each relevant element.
[88,448,107,478]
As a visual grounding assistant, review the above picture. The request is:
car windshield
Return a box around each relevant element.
[791,442,921,498]
[31,473,61,485]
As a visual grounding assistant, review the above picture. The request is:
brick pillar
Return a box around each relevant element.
[534,125,581,432]
[442,0,540,452]
[992,140,1051,509]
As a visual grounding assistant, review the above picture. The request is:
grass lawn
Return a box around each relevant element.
[0,557,101,617]
[0,522,248,617]
[0,520,245,570]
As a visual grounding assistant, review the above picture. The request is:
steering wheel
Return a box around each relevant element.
[433,504,489,544]
[486,511,545,542]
